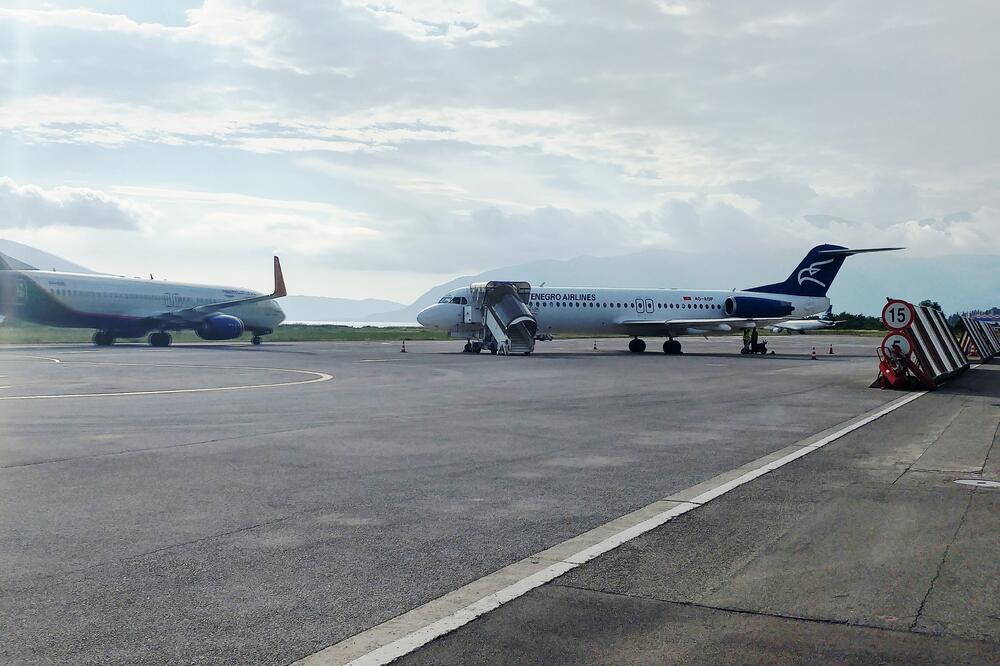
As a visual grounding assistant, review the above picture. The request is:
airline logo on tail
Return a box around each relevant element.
[797,258,835,288]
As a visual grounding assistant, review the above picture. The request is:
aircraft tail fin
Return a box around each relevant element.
[746,245,902,298]
[0,252,37,271]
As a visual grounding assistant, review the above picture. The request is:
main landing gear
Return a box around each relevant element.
[251,335,263,345]
[93,331,115,346]
[148,332,172,347]
[630,337,682,354]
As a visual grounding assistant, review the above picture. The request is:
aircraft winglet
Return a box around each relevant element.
[818,247,904,256]
[179,255,289,316]
[273,256,287,298]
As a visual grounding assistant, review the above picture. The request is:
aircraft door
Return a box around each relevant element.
[15,277,27,306]
[645,299,654,314]
[635,298,645,314]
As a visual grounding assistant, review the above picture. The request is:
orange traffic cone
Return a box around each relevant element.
[811,346,817,360]
[400,341,407,353]
[828,344,834,355]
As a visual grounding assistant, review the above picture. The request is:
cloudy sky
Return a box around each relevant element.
[0,1,997,301]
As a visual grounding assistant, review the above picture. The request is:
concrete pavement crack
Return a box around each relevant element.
[909,488,976,632]
[553,582,996,643]
[891,404,965,485]
[981,415,1000,474]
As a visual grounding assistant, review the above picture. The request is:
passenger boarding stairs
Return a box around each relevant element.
[472,282,537,355]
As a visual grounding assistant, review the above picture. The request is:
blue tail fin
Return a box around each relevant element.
[746,245,902,297]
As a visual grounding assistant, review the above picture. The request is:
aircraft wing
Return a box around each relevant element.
[150,256,286,325]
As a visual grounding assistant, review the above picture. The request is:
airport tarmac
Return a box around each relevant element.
[0,335,992,664]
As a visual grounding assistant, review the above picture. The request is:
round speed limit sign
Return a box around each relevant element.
[882,332,913,357]
[882,300,914,330]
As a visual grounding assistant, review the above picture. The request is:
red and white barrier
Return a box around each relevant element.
[958,316,999,361]
[874,299,969,390]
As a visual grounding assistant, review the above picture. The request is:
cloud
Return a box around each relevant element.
[0,1,997,301]
[730,178,818,217]
[0,178,146,230]
[340,0,548,45]
[0,1,294,71]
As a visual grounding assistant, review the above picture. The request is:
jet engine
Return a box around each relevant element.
[724,296,794,318]
[196,313,246,340]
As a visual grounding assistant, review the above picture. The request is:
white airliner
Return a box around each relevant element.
[768,305,841,334]
[416,244,898,354]
[0,253,286,346]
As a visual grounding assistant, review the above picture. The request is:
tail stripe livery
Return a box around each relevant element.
[0,252,38,271]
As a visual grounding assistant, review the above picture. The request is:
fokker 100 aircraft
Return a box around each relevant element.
[0,253,286,347]
[416,244,898,354]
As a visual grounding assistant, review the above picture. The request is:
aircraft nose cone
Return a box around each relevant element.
[416,306,433,328]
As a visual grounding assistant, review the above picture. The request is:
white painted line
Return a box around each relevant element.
[1,355,61,363]
[358,359,412,363]
[296,391,927,666]
[0,361,332,400]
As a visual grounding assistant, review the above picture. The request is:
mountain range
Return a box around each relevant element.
[1,240,995,321]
